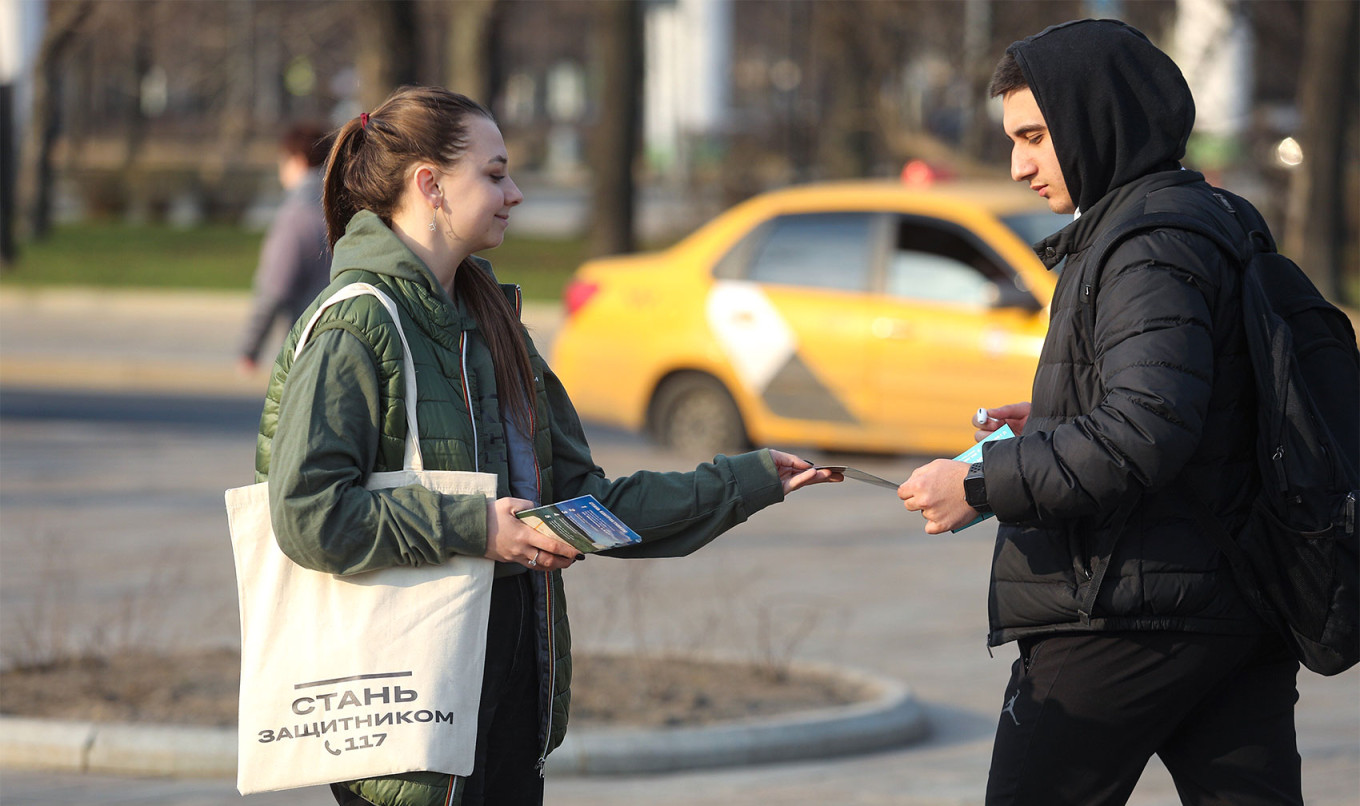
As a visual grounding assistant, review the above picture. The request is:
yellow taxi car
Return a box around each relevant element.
[550,179,1069,457]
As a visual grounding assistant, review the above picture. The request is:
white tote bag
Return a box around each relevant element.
[226,283,496,794]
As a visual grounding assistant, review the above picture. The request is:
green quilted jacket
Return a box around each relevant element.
[255,211,786,806]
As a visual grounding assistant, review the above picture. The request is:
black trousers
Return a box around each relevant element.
[332,572,544,806]
[985,630,1302,806]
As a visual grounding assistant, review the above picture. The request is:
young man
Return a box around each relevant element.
[898,19,1303,804]
[237,122,333,374]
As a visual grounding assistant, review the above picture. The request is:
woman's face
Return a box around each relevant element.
[433,116,524,255]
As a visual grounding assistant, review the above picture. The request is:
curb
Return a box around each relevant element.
[545,662,928,776]
[0,664,927,779]
[0,717,237,777]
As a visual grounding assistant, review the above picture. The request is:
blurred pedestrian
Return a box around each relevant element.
[254,85,840,806]
[236,121,332,374]
[898,19,1303,804]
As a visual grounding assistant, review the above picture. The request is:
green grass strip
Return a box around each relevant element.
[3,223,601,302]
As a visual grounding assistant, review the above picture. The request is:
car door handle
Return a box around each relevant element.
[872,317,913,340]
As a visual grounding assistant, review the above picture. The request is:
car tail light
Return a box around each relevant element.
[563,279,600,317]
[900,158,954,187]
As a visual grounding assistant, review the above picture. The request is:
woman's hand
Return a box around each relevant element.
[975,402,1030,442]
[769,449,843,495]
[483,497,583,571]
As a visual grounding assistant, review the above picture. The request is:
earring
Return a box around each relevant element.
[428,200,439,233]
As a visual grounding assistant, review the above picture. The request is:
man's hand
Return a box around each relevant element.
[975,402,1030,442]
[899,459,977,534]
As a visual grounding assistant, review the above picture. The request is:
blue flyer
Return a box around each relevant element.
[951,424,1015,532]
[516,495,643,553]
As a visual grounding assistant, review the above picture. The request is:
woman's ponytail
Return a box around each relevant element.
[321,118,367,250]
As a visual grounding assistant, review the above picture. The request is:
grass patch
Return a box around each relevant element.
[481,234,593,302]
[4,223,263,290]
[3,222,605,302]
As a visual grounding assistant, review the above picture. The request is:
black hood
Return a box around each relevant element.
[1006,19,1195,212]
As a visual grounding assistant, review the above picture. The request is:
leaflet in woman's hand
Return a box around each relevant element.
[810,466,902,490]
[515,495,643,553]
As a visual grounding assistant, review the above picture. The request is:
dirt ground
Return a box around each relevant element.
[0,650,868,729]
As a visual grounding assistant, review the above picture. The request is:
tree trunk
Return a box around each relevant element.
[117,4,155,218]
[356,0,421,110]
[587,0,642,257]
[444,0,499,106]
[1,82,17,267]
[18,0,94,243]
[816,3,878,178]
[1283,0,1359,300]
[959,0,993,162]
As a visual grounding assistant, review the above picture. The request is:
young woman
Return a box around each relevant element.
[255,85,839,806]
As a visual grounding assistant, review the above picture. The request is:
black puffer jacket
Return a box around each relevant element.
[981,20,1264,646]
[983,170,1263,645]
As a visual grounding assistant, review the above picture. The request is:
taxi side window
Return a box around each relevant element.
[744,213,876,293]
[887,218,1016,308]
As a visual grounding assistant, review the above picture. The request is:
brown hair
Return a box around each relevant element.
[987,51,1029,99]
[280,121,332,168]
[322,86,536,430]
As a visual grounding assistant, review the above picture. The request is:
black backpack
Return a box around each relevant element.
[1090,187,1359,676]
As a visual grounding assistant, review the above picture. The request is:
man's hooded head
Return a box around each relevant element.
[992,19,1196,212]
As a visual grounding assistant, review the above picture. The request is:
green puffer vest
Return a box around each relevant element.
[256,211,570,806]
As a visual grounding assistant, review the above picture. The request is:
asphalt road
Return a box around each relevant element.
[0,289,1355,805]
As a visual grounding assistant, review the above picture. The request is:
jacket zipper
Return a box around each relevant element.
[536,576,555,777]
[534,420,553,777]
[459,331,479,472]
[519,283,555,777]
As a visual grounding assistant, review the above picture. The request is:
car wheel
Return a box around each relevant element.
[649,374,750,458]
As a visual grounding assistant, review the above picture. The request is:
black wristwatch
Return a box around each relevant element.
[963,462,991,513]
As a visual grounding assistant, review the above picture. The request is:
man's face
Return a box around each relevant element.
[1002,88,1074,215]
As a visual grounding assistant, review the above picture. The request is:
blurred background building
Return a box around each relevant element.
[1,0,1356,300]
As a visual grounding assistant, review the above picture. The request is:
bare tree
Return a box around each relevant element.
[356,0,421,109]
[17,0,95,243]
[812,2,887,178]
[1283,0,1359,300]
[1,67,17,266]
[444,0,500,105]
[586,0,642,257]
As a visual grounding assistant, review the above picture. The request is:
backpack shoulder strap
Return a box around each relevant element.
[1088,209,1251,282]
[1079,193,1262,340]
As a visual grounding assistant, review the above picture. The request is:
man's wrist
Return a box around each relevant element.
[963,462,991,513]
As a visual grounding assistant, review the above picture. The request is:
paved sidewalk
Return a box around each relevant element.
[1,288,1356,806]
[0,286,564,397]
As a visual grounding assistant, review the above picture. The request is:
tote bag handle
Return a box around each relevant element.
[294,283,426,472]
